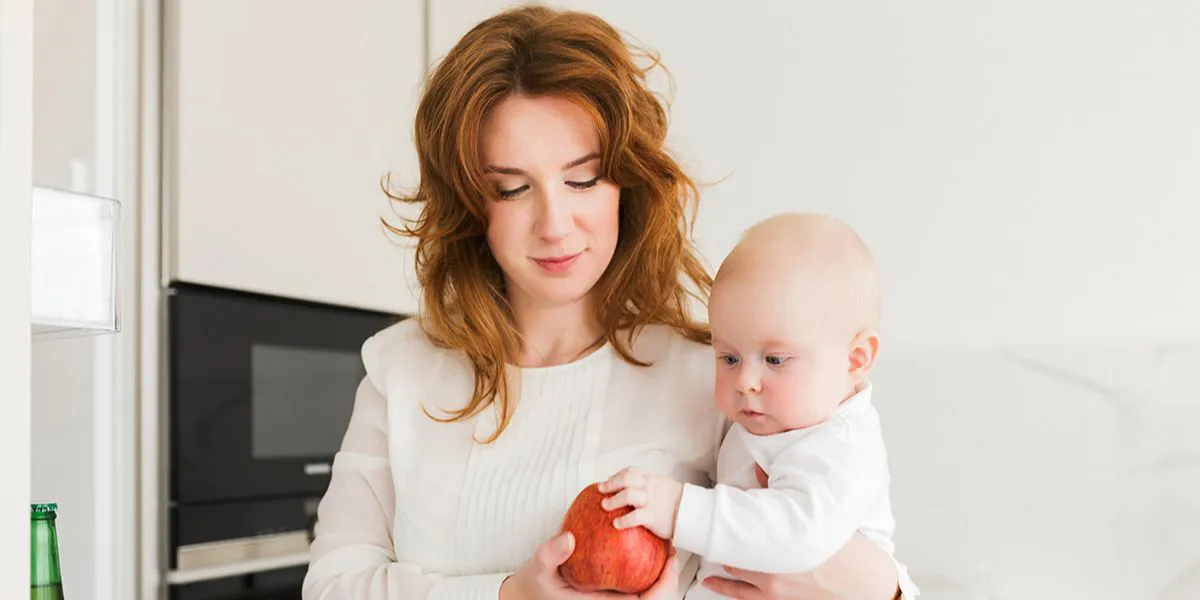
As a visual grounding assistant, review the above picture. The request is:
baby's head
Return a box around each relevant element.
[710,212,881,435]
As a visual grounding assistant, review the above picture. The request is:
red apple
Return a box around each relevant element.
[558,482,670,594]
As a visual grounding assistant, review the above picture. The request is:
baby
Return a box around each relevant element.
[600,212,911,598]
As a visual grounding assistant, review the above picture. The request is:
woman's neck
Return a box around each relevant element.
[509,295,604,368]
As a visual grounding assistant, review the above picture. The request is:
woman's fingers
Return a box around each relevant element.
[702,575,763,600]
[721,565,756,582]
[637,553,680,600]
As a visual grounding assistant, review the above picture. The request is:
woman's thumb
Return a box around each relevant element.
[542,532,575,566]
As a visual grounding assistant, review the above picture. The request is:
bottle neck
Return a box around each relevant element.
[30,517,63,586]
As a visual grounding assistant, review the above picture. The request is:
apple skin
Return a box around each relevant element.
[558,483,670,594]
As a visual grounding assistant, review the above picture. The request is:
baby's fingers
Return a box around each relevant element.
[612,507,654,530]
[601,488,648,511]
[598,467,646,493]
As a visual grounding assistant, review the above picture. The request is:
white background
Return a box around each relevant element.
[429,0,1200,352]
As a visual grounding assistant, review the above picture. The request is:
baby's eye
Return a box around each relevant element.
[765,355,789,367]
[719,354,740,367]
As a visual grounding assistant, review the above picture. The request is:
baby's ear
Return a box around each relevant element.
[847,329,880,381]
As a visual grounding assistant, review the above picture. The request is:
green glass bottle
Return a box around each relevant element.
[31,503,65,600]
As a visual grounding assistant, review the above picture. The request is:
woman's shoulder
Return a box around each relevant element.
[359,316,450,391]
[618,323,727,468]
[363,315,428,348]
[626,322,714,376]
[611,323,716,410]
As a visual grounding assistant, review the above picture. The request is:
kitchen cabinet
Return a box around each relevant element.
[165,0,425,315]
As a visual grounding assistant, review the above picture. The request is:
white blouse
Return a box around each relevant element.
[302,319,726,600]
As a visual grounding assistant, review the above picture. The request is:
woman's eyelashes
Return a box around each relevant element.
[494,176,602,199]
[496,184,529,199]
[565,176,601,190]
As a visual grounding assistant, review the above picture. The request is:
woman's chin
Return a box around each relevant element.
[524,279,600,309]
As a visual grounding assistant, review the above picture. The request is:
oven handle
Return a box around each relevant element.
[166,530,311,585]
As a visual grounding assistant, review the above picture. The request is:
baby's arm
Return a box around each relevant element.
[675,424,889,574]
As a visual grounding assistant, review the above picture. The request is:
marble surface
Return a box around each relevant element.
[870,341,1200,599]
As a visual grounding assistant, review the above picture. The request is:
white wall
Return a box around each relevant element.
[430,0,1200,352]
[871,341,1200,599]
[0,0,35,596]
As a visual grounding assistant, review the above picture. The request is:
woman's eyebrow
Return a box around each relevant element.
[485,152,600,175]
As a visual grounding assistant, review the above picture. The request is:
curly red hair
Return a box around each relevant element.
[385,4,711,442]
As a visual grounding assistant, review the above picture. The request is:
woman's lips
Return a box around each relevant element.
[532,252,582,273]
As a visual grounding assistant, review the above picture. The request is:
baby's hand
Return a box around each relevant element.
[597,467,684,540]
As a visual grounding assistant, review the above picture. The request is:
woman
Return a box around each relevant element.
[303,5,910,600]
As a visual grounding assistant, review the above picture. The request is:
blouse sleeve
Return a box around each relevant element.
[302,335,511,600]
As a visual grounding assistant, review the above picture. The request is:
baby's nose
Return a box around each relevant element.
[736,371,762,395]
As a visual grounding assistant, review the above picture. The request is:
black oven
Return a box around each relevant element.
[166,282,402,598]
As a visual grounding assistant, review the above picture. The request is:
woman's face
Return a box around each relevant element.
[480,94,621,311]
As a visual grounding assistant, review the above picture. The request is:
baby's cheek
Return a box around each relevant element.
[800,395,845,428]
[713,370,737,407]
[764,375,827,428]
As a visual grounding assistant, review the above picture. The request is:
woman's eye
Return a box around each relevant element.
[765,355,789,367]
[496,184,529,199]
[565,176,601,190]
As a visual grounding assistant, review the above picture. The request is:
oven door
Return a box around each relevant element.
[168,283,400,504]
[168,565,306,600]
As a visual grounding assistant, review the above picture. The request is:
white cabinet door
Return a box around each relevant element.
[167,0,425,314]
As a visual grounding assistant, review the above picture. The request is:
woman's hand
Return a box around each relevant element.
[699,533,900,600]
[700,566,814,600]
[502,532,681,600]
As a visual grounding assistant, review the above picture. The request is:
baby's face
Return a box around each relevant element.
[709,275,856,436]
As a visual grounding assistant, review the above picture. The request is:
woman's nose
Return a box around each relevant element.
[534,191,572,243]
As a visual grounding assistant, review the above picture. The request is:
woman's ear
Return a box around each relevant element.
[848,329,880,382]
